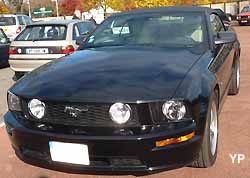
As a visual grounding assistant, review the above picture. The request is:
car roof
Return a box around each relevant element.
[113,6,214,16]
[29,20,89,26]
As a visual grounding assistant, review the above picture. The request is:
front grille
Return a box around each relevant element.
[22,100,140,127]
[241,16,249,19]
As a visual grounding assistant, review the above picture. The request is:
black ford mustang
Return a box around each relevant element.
[4,7,240,175]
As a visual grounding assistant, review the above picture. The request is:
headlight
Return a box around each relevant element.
[237,16,241,20]
[109,103,131,124]
[162,101,186,121]
[28,99,45,119]
[7,91,21,111]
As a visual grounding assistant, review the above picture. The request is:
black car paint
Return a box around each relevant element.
[0,29,10,67]
[4,7,240,174]
[11,47,206,102]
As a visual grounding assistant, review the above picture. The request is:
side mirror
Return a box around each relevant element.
[215,31,236,45]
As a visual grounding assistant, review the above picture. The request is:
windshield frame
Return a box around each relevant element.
[84,12,209,50]
[241,7,250,13]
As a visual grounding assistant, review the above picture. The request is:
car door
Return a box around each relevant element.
[0,29,10,66]
[210,13,235,98]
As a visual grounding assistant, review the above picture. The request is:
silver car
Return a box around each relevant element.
[9,20,96,80]
[0,14,32,41]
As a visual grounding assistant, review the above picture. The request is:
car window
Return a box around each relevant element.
[78,22,95,34]
[241,6,250,13]
[0,17,16,26]
[73,22,95,40]
[73,25,80,40]
[15,25,67,41]
[0,29,8,44]
[17,16,25,25]
[210,14,225,38]
[23,16,32,25]
[85,13,208,49]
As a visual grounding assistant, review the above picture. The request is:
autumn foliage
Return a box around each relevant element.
[0,2,10,14]
[60,0,84,16]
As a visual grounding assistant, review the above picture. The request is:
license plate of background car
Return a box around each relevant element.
[241,20,247,23]
[49,141,90,165]
[26,48,49,54]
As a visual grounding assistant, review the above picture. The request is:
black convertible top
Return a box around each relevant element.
[113,6,214,16]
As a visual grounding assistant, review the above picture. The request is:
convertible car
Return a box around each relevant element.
[4,7,240,174]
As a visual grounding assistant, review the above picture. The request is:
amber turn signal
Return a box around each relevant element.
[156,131,195,147]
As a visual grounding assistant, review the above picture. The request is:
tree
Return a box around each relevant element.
[84,0,123,16]
[60,0,84,16]
[0,2,10,13]
[4,0,24,13]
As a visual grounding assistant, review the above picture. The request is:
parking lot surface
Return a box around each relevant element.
[0,26,250,178]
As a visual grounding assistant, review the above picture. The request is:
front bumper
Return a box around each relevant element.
[4,112,202,175]
[237,19,250,24]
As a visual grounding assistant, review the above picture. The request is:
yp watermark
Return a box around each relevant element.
[229,154,246,164]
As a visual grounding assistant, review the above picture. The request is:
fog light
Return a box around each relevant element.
[155,132,195,147]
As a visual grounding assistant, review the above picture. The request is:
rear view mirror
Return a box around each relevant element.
[215,31,236,45]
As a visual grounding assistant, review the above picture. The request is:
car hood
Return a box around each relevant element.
[11,46,205,103]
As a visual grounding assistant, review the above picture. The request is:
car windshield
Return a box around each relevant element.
[0,17,16,26]
[15,25,67,41]
[85,12,208,49]
[241,7,250,13]
[0,30,8,44]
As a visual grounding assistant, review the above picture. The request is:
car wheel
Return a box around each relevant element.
[228,59,240,95]
[13,72,25,81]
[192,92,218,168]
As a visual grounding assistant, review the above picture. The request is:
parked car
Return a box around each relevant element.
[9,20,96,80]
[4,7,240,175]
[0,28,10,68]
[236,6,250,25]
[0,14,32,41]
[214,9,231,30]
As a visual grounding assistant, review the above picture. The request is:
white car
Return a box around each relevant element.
[9,20,96,80]
[0,14,32,41]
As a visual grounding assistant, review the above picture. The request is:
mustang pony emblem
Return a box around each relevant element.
[64,106,89,118]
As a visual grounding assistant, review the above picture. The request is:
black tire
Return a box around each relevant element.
[228,59,240,95]
[192,92,218,168]
[12,72,25,81]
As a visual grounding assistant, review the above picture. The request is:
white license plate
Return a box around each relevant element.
[241,20,247,23]
[49,141,90,165]
[26,48,49,54]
